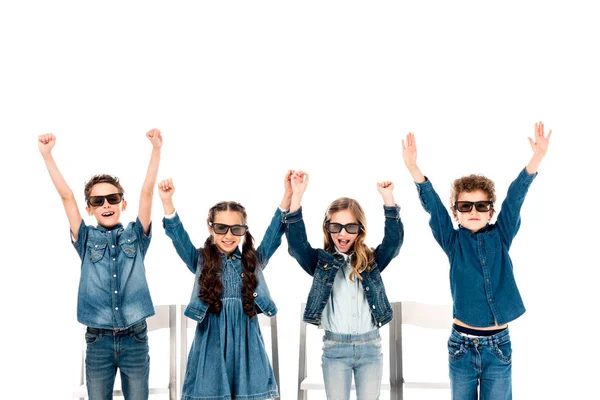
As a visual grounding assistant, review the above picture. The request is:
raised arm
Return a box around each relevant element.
[526,121,552,174]
[138,129,163,235]
[402,132,457,254]
[158,178,199,273]
[38,134,83,240]
[401,132,426,184]
[256,170,295,268]
[286,171,319,275]
[374,181,404,271]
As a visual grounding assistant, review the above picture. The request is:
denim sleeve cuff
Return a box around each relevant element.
[162,212,183,228]
[415,177,434,195]
[383,204,401,219]
[519,167,538,181]
[283,207,303,224]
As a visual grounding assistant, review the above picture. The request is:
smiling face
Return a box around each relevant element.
[209,210,244,256]
[455,190,493,233]
[85,182,127,228]
[327,209,359,253]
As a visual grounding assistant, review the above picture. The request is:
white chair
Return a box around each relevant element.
[390,301,452,400]
[297,301,452,400]
[73,304,177,400]
[180,305,280,399]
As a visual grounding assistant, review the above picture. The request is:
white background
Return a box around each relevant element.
[1,1,598,398]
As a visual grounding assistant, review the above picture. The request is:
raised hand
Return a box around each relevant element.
[38,133,56,156]
[284,170,294,198]
[291,171,309,196]
[377,181,396,206]
[401,132,417,169]
[158,178,175,201]
[146,128,163,149]
[528,121,552,157]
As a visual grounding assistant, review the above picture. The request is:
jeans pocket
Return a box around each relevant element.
[85,331,100,346]
[368,337,382,350]
[492,339,512,363]
[322,339,338,352]
[447,339,467,362]
[132,326,149,343]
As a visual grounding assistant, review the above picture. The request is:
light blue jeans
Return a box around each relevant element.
[85,321,150,400]
[448,327,512,400]
[321,330,383,400]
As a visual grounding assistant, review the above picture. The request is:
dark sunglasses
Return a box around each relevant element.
[455,201,493,213]
[209,222,248,236]
[325,222,362,234]
[87,193,124,207]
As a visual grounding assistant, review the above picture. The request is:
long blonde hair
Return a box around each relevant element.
[322,197,374,281]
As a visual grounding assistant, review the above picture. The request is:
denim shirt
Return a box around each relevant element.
[416,167,537,327]
[72,218,155,329]
[285,205,404,327]
[162,208,286,323]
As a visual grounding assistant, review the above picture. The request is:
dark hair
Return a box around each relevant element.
[84,174,125,203]
[199,201,259,319]
[450,174,496,219]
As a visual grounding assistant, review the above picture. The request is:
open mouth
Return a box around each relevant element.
[338,239,350,246]
[102,211,115,217]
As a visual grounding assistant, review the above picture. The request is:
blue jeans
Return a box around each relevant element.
[321,330,383,400]
[85,321,150,400]
[448,327,512,400]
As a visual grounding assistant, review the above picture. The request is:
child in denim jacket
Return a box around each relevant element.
[285,171,404,400]
[157,171,293,400]
[401,122,552,399]
[38,130,162,400]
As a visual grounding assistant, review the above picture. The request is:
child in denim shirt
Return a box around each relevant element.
[157,171,293,400]
[285,171,404,400]
[401,122,552,399]
[38,130,162,400]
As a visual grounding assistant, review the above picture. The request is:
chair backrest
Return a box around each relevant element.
[391,301,452,400]
[179,306,280,399]
[74,304,177,400]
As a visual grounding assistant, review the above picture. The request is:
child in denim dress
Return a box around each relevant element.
[401,122,552,399]
[285,171,404,400]
[158,171,293,400]
[38,130,162,400]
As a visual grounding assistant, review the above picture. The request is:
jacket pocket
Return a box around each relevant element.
[87,242,107,262]
[119,233,138,258]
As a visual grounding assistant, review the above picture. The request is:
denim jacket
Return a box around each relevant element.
[162,208,286,323]
[285,205,404,327]
[72,218,155,329]
[416,167,537,327]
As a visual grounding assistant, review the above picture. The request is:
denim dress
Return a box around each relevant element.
[181,257,278,400]
[163,209,285,400]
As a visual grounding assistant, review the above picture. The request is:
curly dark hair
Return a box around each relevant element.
[450,174,496,219]
[84,174,125,204]
[199,201,259,319]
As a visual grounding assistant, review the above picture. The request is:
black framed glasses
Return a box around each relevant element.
[87,193,124,207]
[454,201,493,213]
[209,222,249,236]
[324,222,362,234]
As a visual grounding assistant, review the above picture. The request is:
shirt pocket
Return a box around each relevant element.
[119,232,138,258]
[87,242,107,262]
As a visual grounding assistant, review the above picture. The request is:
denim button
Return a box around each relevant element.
[365,287,370,291]
[113,274,117,278]
[115,307,118,310]
[232,256,237,260]
[473,339,478,344]
[372,305,375,309]
[489,298,493,302]
[241,273,244,278]
[268,311,272,315]
[253,292,258,297]
[111,245,115,248]
[114,290,118,294]
[112,258,116,261]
